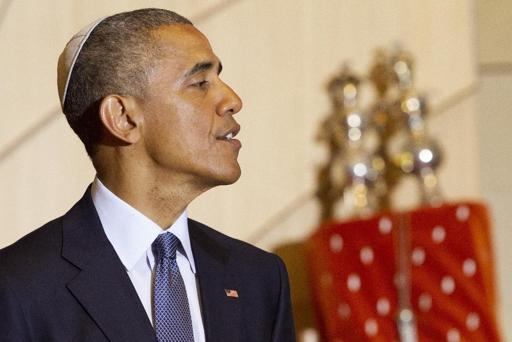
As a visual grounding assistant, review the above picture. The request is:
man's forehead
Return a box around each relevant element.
[151,24,220,72]
[152,24,212,53]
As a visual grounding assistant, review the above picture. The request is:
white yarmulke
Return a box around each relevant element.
[57,17,107,109]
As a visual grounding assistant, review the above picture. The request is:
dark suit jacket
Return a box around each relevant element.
[0,189,295,341]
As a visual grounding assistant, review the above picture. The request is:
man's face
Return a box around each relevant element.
[138,24,243,189]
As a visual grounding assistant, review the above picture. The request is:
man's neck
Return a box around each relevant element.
[92,145,213,228]
[95,170,206,229]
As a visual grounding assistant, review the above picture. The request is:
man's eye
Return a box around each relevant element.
[193,80,209,88]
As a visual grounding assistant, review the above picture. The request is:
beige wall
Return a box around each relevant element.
[476,73,512,342]
[475,1,512,340]
[1,0,509,340]
[477,0,512,65]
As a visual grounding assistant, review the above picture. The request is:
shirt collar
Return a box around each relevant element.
[91,177,196,273]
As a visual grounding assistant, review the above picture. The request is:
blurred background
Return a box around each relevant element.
[0,0,510,340]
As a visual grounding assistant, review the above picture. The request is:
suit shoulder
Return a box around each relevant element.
[0,216,64,272]
[188,218,280,263]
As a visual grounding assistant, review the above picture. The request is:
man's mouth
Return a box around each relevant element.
[217,125,241,141]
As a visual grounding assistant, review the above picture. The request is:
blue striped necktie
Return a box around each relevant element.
[152,232,194,342]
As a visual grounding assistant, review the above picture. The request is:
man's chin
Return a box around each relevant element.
[216,168,242,186]
[210,165,242,187]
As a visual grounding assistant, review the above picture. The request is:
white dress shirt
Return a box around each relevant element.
[91,178,205,342]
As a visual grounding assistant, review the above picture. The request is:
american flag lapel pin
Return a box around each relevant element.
[224,288,239,298]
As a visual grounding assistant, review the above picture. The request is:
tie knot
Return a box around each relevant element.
[152,232,179,260]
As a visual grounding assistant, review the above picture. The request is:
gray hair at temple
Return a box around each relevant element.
[57,8,193,156]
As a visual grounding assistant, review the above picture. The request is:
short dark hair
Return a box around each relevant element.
[62,8,193,156]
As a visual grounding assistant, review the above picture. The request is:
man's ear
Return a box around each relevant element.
[99,95,142,145]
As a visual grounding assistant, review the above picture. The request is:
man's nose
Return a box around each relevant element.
[217,81,243,116]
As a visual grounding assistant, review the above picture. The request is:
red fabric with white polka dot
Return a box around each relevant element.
[306,202,501,341]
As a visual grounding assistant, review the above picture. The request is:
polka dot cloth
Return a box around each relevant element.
[307,202,501,341]
[152,233,194,342]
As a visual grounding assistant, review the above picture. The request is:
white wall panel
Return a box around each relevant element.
[0,0,74,148]
[0,115,93,246]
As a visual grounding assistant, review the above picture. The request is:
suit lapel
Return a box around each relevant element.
[61,189,157,342]
[189,220,241,342]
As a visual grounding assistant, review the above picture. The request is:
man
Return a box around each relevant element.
[0,8,295,342]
